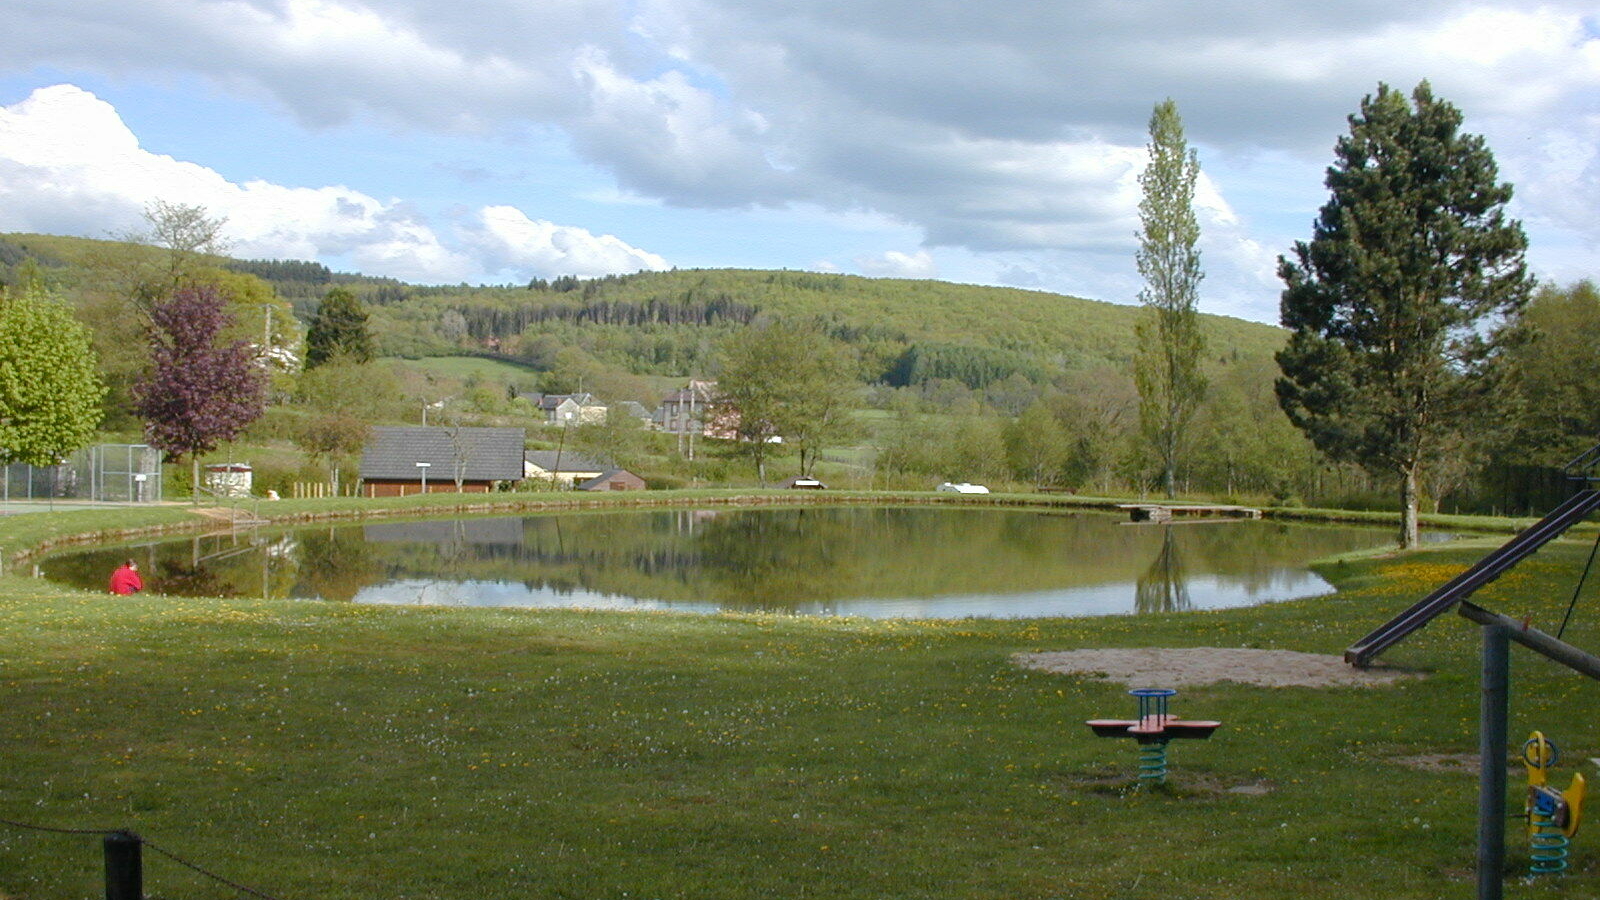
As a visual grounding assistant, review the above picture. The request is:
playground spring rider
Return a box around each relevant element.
[1086,688,1220,785]
[1522,731,1586,876]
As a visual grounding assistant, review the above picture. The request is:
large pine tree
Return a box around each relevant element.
[305,286,374,368]
[1276,82,1531,548]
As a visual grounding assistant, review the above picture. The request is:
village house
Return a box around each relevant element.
[614,400,653,424]
[359,426,526,496]
[524,392,608,426]
[652,380,736,439]
[576,468,647,492]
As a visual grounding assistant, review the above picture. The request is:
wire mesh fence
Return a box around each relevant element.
[0,444,163,503]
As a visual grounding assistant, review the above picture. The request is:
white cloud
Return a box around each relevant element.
[3,0,1599,317]
[469,205,669,277]
[0,85,668,283]
[855,249,936,278]
[567,48,792,206]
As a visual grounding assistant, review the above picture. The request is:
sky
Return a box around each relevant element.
[1,1,1597,324]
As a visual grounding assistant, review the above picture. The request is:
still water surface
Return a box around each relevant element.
[41,507,1393,618]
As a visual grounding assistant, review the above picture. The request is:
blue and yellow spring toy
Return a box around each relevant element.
[1522,730,1585,876]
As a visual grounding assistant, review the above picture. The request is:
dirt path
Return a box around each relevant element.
[1013,647,1422,688]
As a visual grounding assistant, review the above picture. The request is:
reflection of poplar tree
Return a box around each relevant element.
[1135,527,1191,614]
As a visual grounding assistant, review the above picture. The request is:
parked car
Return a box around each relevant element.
[936,482,990,494]
[783,477,827,490]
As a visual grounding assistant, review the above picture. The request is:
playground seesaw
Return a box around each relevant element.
[1085,688,1220,784]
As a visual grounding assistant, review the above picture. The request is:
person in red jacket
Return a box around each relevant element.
[109,559,143,595]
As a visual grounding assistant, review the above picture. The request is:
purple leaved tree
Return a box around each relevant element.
[132,284,267,500]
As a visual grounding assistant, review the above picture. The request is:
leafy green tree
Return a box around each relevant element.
[294,360,397,487]
[207,268,301,399]
[143,200,229,285]
[876,411,945,485]
[1050,367,1137,494]
[715,321,855,483]
[781,341,858,478]
[1496,282,1600,468]
[1276,82,1531,547]
[575,407,648,468]
[1003,401,1069,488]
[715,323,796,485]
[104,201,232,308]
[296,414,370,489]
[74,283,148,429]
[1134,99,1207,498]
[305,287,374,368]
[0,285,106,466]
[943,416,1007,484]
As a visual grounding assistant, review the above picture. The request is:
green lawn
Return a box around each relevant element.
[2,498,1597,899]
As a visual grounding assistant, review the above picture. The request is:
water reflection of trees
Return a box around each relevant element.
[1134,528,1191,614]
[37,508,1393,613]
[294,527,382,602]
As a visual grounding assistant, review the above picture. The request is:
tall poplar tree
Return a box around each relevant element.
[1276,82,1531,548]
[1134,99,1206,498]
[305,286,374,368]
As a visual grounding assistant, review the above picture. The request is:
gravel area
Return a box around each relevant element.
[1013,647,1423,688]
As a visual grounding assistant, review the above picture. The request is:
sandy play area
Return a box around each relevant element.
[1013,647,1422,688]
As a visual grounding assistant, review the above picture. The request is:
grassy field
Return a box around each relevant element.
[385,355,543,383]
[2,496,1598,899]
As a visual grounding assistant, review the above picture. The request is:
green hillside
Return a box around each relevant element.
[2,230,1286,390]
[357,268,1286,387]
[0,231,409,311]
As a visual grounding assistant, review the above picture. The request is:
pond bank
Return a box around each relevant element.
[0,488,1544,575]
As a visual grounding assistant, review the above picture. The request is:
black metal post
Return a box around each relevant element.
[1477,624,1509,900]
[103,830,142,900]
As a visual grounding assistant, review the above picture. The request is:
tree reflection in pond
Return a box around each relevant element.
[295,527,382,603]
[39,507,1393,618]
[1135,528,1190,615]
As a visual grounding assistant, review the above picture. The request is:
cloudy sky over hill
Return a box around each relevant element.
[1,0,1597,322]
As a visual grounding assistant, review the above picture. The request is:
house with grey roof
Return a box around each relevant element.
[652,379,737,439]
[360,426,526,496]
[577,468,647,492]
[523,392,608,425]
[615,400,652,423]
[524,450,607,487]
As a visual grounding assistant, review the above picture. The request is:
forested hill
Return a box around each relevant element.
[371,268,1287,382]
[1,231,1286,387]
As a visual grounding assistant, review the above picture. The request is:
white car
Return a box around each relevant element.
[936,482,990,494]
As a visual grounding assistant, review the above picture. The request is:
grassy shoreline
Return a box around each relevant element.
[3,493,1596,899]
[0,488,1550,572]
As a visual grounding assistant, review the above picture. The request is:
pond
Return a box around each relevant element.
[40,506,1394,618]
